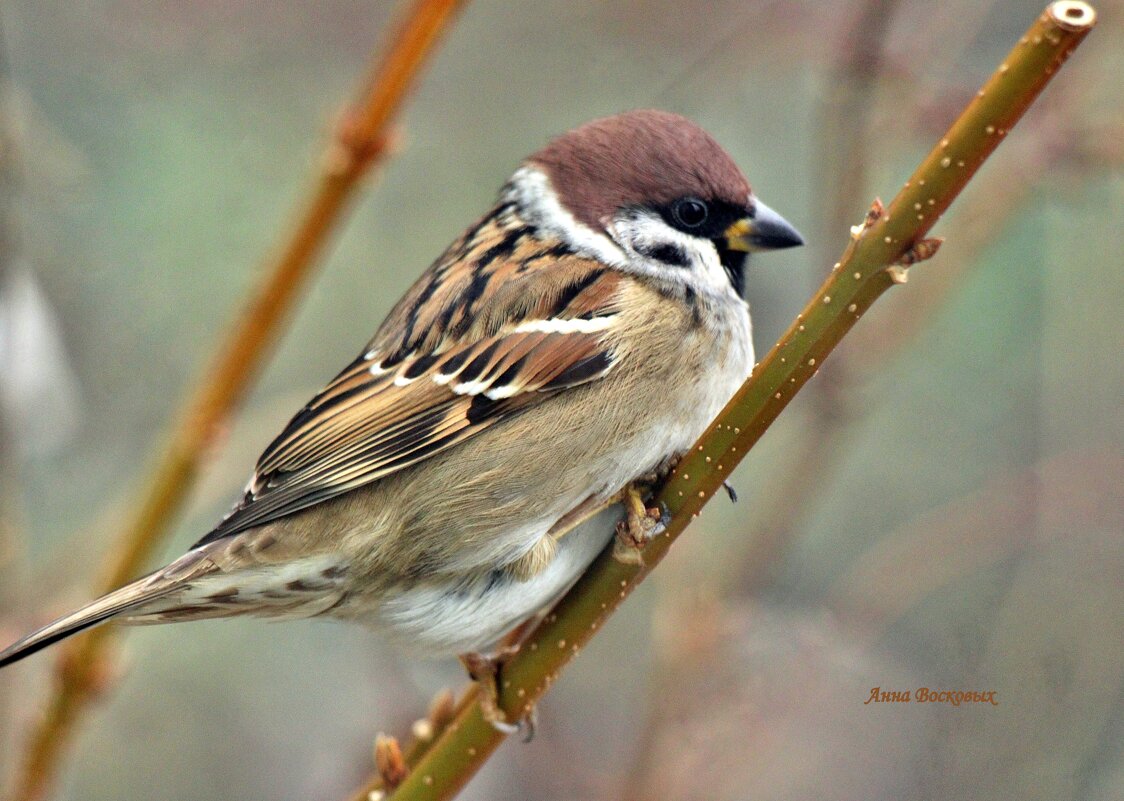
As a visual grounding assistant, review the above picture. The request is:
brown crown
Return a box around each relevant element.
[527,109,752,231]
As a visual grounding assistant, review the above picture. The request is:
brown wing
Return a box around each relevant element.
[196,217,624,546]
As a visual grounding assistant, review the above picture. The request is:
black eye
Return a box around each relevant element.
[672,198,709,229]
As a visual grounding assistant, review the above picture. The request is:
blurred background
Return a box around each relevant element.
[0,1,1121,800]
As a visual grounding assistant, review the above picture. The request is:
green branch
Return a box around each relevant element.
[360,4,1099,799]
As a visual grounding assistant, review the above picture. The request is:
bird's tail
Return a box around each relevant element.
[0,550,215,669]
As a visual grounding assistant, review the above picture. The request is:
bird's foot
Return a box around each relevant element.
[459,646,536,740]
[633,453,681,487]
[613,483,669,565]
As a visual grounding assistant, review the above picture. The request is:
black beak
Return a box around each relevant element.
[724,200,804,252]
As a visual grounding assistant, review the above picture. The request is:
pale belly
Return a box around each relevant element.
[368,310,754,655]
[375,505,619,654]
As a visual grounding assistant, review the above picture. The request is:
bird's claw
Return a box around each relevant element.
[459,648,535,740]
[633,454,681,488]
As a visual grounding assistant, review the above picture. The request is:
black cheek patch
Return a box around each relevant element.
[635,241,690,268]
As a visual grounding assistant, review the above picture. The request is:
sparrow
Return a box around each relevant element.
[0,110,802,708]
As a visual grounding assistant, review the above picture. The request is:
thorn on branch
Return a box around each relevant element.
[374,733,408,790]
[887,265,910,284]
[866,197,886,226]
[885,237,943,284]
[324,114,402,178]
[427,687,456,730]
[897,237,944,266]
[849,196,885,239]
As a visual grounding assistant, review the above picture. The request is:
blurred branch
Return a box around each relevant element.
[0,428,22,780]
[361,5,1097,800]
[0,408,22,799]
[0,17,31,792]
[818,0,902,252]
[827,446,1124,638]
[5,2,468,800]
[727,0,901,599]
[728,77,1107,599]
[903,0,1003,99]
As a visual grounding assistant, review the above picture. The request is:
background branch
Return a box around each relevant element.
[0,22,30,789]
[726,0,1111,599]
[5,2,467,800]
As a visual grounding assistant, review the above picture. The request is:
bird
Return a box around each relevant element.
[0,110,802,723]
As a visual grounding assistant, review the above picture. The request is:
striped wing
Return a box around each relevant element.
[196,232,623,545]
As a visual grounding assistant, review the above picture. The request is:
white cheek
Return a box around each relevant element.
[608,213,733,298]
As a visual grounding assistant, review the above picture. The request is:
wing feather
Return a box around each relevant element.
[196,241,624,546]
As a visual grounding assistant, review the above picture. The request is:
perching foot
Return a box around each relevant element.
[459,647,535,740]
[613,484,669,565]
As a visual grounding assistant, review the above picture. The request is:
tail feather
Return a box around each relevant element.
[0,551,216,669]
[0,575,173,668]
[0,544,349,668]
